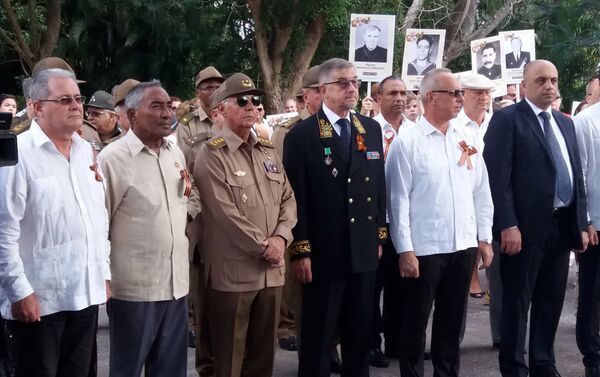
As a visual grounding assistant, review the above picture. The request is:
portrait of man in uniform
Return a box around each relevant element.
[477,42,502,80]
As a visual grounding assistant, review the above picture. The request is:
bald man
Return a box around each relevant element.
[484,60,589,377]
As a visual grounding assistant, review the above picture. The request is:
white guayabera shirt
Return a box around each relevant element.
[0,120,110,319]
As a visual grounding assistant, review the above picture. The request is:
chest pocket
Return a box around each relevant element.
[226,175,258,212]
[265,172,285,205]
[29,176,61,215]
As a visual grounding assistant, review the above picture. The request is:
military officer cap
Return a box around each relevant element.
[113,79,141,106]
[209,86,224,110]
[195,66,226,88]
[214,73,265,104]
[302,65,321,89]
[31,57,86,83]
[460,73,495,90]
[86,90,114,111]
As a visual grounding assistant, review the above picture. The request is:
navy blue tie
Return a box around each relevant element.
[539,111,572,204]
[337,118,351,148]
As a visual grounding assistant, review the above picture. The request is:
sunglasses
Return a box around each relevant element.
[323,79,362,90]
[236,95,262,107]
[39,95,86,106]
[432,90,464,98]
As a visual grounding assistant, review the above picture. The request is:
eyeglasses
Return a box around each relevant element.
[431,90,464,98]
[38,95,86,106]
[86,110,109,118]
[323,79,362,90]
[236,95,261,107]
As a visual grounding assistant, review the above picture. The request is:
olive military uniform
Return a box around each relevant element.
[194,125,297,377]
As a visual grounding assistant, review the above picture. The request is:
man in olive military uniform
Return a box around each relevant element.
[194,73,297,377]
[179,87,225,377]
[176,66,225,146]
[85,90,123,146]
[283,58,387,377]
[112,78,140,132]
[271,65,321,352]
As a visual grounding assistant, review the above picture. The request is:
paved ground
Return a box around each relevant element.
[96,262,586,377]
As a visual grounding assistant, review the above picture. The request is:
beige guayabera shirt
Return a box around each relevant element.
[98,130,189,301]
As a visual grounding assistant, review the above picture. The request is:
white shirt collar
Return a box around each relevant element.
[322,103,351,126]
[418,116,458,136]
[525,97,551,117]
[30,119,87,151]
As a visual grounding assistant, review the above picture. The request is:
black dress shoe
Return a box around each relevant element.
[330,354,342,374]
[369,347,389,367]
[492,342,501,349]
[384,348,398,359]
[187,330,196,348]
[278,335,298,351]
[586,366,600,377]
[531,368,561,377]
[424,351,431,360]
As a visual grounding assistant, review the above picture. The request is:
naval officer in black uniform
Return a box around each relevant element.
[283,58,387,377]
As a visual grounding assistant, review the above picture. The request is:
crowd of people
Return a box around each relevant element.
[0,53,599,377]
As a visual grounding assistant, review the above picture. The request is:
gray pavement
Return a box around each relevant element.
[96,262,586,377]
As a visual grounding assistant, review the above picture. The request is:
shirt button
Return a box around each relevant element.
[365,177,370,182]
[367,197,372,202]
[347,178,352,183]
[348,198,353,204]
[350,218,355,223]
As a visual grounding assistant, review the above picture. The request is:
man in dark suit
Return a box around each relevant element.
[505,37,531,69]
[354,25,388,63]
[483,60,589,377]
[283,58,387,377]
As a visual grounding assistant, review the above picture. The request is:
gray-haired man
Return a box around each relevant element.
[98,81,189,377]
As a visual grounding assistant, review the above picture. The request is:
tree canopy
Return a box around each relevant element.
[1,0,599,112]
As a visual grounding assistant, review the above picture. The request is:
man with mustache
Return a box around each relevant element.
[477,43,502,80]
[98,81,189,377]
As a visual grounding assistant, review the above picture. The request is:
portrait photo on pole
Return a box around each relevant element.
[401,29,446,91]
[348,14,395,82]
[499,29,536,83]
[470,35,507,97]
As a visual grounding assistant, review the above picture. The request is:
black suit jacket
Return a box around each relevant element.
[354,45,387,63]
[505,51,531,69]
[283,108,387,277]
[483,100,587,249]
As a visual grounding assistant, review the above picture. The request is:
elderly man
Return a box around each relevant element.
[574,67,600,377]
[0,68,110,377]
[369,75,414,366]
[484,60,589,377]
[283,58,387,377]
[86,90,122,146]
[354,25,388,63]
[284,98,297,113]
[194,73,297,377]
[98,81,189,377]
[386,68,493,377]
[176,66,225,146]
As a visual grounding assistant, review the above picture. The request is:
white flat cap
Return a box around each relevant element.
[460,73,495,90]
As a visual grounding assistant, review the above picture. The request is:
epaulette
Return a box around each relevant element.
[257,137,274,148]
[10,118,31,135]
[207,137,226,149]
[280,115,302,129]
[185,131,211,147]
[179,112,196,125]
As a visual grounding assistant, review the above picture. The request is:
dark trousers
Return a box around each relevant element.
[8,305,98,377]
[399,248,477,377]
[486,241,503,345]
[577,243,600,368]
[371,240,402,356]
[499,217,570,377]
[108,297,188,377]
[299,271,375,377]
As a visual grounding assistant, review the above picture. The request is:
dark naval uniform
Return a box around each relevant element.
[283,108,387,377]
[477,64,502,80]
